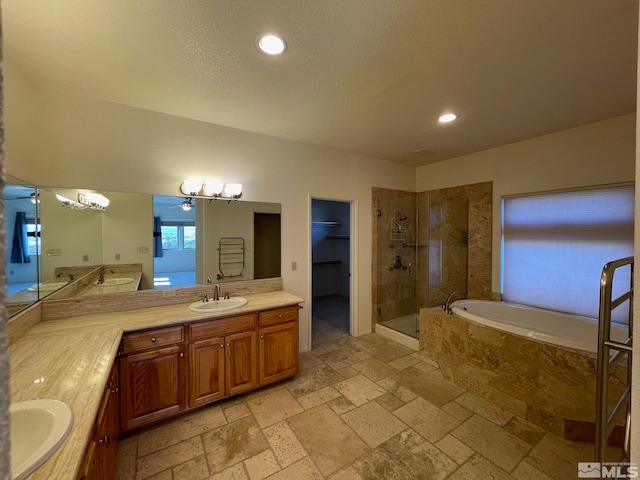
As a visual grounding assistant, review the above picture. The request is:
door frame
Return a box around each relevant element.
[308,195,357,348]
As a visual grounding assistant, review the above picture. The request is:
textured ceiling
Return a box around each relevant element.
[4,0,638,166]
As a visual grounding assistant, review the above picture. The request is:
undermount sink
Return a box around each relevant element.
[27,282,68,292]
[189,297,248,313]
[94,277,135,286]
[10,399,73,480]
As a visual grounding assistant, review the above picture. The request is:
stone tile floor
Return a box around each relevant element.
[114,333,614,480]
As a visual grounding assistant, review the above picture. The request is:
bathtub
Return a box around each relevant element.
[450,299,629,354]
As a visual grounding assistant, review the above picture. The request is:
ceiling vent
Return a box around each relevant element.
[413,147,438,155]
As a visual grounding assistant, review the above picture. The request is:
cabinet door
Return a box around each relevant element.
[120,344,186,430]
[259,321,299,386]
[189,337,225,407]
[98,365,120,478]
[225,331,257,396]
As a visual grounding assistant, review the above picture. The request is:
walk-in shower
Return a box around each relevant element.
[373,188,469,339]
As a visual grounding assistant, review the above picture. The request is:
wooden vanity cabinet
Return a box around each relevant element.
[119,326,186,430]
[259,306,299,386]
[188,314,257,407]
[77,361,120,480]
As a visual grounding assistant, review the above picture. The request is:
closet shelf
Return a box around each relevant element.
[326,235,350,239]
[313,259,343,265]
[312,221,342,227]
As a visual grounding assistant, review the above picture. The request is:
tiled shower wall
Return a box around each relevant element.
[372,182,492,331]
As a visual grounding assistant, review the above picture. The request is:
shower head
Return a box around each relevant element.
[395,211,407,221]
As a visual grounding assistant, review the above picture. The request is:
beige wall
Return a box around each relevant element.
[416,113,636,295]
[4,57,416,351]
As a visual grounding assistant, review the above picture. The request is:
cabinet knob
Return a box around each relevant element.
[151,337,157,343]
[179,353,184,358]
[220,344,224,348]
[113,387,119,394]
[260,335,264,339]
[226,343,230,347]
[99,435,108,444]
[278,314,282,318]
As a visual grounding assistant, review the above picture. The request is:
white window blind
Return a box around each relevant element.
[502,185,634,322]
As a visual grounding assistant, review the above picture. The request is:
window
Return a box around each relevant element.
[26,217,40,257]
[502,184,634,322]
[161,222,195,250]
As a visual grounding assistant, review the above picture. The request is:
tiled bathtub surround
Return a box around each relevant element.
[419,307,628,437]
[114,333,614,480]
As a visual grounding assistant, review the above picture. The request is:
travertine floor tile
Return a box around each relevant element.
[172,454,210,480]
[334,374,386,406]
[351,357,398,381]
[263,421,307,468]
[448,454,514,480]
[435,434,474,465]
[511,460,555,480]
[375,392,405,412]
[502,416,545,445]
[388,354,421,371]
[393,397,460,443]
[390,366,464,407]
[138,404,227,456]
[327,396,357,415]
[286,364,344,398]
[335,365,359,378]
[209,463,248,480]
[297,385,342,410]
[114,434,139,480]
[248,390,304,428]
[351,429,456,480]
[202,416,269,474]
[318,349,361,370]
[524,433,585,480]
[287,404,369,476]
[224,402,252,423]
[376,377,419,403]
[265,457,324,480]
[143,470,172,480]
[243,449,280,480]
[341,401,407,448]
[327,466,364,480]
[452,414,530,472]
[441,400,474,422]
[299,351,324,370]
[454,392,514,426]
[136,436,204,480]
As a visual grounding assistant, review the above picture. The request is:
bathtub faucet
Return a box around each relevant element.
[443,291,467,314]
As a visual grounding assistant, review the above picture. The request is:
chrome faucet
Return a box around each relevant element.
[56,272,74,281]
[214,283,220,301]
[203,293,209,302]
[443,290,467,314]
[97,269,115,284]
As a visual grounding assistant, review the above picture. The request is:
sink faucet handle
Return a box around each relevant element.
[203,293,209,302]
[224,292,230,300]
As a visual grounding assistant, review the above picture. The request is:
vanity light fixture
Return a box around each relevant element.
[438,113,458,124]
[180,178,243,200]
[56,192,110,211]
[258,34,287,55]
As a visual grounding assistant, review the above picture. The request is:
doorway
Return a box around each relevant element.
[311,199,351,346]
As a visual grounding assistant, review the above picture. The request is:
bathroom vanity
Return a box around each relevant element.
[9,289,303,480]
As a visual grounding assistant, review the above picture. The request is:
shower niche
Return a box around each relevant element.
[372,182,491,340]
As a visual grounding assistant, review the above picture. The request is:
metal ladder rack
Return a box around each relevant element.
[217,237,245,280]
[595,256,633,463]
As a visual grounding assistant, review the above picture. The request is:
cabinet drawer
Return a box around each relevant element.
[188,314,257,340]
[121,325,184,353]
[259,306,299,326]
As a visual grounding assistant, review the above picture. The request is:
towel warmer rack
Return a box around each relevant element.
[217,237,245,280]
[595,256,633,463]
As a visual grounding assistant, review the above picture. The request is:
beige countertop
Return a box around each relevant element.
[9,290,304,480]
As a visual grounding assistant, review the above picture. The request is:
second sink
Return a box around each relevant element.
[94,277,135,286]
[189,297,248,313]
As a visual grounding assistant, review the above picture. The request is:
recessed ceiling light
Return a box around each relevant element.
[258,34,287,55]
[438,113,458,123]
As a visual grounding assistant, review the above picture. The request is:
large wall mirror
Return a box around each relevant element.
[4,176,282,318]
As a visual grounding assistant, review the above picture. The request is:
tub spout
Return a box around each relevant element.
[443,291,467,314]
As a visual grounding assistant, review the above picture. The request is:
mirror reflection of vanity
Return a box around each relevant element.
[4,175,282,318]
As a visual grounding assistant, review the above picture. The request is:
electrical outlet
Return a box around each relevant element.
[137,246,149,254]
[46,249,61,257]
[82,255,89,262]
[115,253,121,261]
[162,289,177,298]
[291,261,297,271]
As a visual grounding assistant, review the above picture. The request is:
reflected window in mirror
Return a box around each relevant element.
[153,195,197,288]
